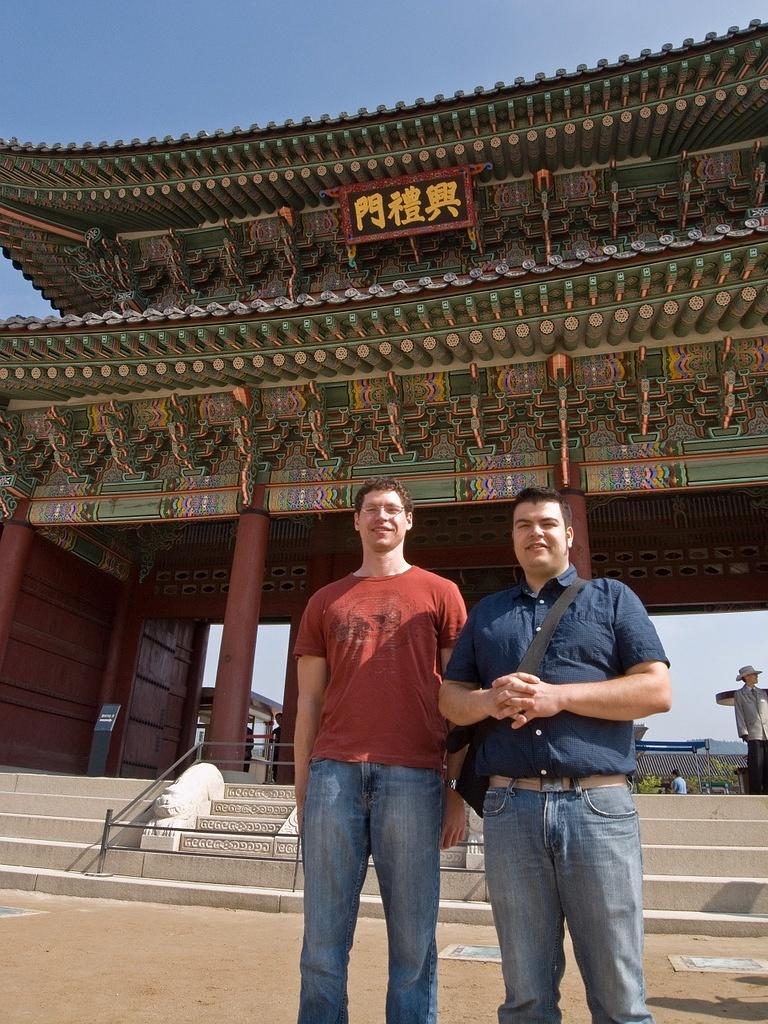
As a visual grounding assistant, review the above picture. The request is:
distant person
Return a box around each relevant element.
[270,713,282,782]
[243,724,254,773]
[733,665,768,794]
[670,767,687,794]
[271,712,282,750]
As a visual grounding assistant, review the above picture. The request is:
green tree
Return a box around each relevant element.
[701,758,739,793]
[635,775,663,794]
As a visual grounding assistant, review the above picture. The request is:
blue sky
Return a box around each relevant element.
[4,1,768,739]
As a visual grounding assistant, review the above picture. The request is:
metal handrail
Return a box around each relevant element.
[90,740,296,876]
[89,744,490,886]
[88,741,205,874]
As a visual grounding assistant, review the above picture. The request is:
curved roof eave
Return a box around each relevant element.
[0,21,764,157]
[0,243,60,315]
[1,216,765,333]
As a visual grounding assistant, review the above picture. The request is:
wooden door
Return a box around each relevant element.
[121,619,196,777]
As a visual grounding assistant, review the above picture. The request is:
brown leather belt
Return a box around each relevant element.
[490,773,627,792]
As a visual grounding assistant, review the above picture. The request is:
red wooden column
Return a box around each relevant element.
[97,568,137,707]
[207,493,270,768]
[105,592,147,776]
[276,611,302,783]
[559,462,592,580]
[0,500,35,671]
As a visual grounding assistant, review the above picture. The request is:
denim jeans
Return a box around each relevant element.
[298,759,443,1024]
[483,781,653,1024]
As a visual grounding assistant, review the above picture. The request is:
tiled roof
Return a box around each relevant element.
[635,751,746,780]
[0,22,764,153]
[1,215,765,331]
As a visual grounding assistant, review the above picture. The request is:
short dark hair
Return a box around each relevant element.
[354,476,414,514]
[511,486,573,528]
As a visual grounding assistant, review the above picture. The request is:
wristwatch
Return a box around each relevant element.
[445,778,459,790]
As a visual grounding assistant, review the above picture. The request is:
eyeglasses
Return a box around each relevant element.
[359,504,406,518]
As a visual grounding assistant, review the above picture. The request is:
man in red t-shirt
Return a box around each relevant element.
[294,476,467,1024]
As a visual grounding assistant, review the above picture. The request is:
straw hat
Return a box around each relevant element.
[736,665,763,681]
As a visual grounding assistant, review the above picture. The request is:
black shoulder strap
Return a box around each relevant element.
[472,577,587,745]
[517,578,586,675]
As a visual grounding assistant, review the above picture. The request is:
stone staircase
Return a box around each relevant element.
[0,771,765,936]
[636,792,768,935]
[176,783,300,860]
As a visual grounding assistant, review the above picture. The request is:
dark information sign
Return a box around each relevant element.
[334,166,479,246]
[87,703,121,776]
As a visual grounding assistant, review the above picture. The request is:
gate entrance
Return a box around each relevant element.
[121,619,198,778]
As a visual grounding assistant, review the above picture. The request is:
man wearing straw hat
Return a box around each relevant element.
[734,664,768,794]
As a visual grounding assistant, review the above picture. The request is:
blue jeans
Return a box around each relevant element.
[298,759,443,1024]
[483,781,653,1024]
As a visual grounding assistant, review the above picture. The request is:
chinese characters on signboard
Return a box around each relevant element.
[331,167,479,246]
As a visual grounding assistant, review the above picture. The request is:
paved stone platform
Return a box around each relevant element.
[1,889,767,1024]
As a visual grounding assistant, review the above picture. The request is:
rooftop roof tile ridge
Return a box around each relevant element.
[0,22,765,154]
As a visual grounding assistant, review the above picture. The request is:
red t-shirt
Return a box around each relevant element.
[294,566,467,770]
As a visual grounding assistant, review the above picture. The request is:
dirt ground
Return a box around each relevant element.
[0,889,766,1023]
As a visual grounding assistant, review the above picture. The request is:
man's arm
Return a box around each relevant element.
[439,646,468,848]
[438,673,538,725]
[494,660,671,728]
[294,654,328,829]
[734,691,748,739]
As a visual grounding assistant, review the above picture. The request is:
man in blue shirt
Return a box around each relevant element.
[670,767,687,795]
[440,486,671,1024]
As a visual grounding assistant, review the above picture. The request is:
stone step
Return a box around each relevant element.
[179,833,299,859]
[173,824,766,879]
[209,799,293,818]
[212,791,768,821]
[642,908,768,937]
[0,791,155,820]
[0,861,482,921]
[222,784,295,801]
[640,817,768,846]
[0,836,139,875]
[128,845,483,902]
[439,848,467,868]
[644,844,768,877]
[633,794,768,820]
[99,837,477,900]
[0,772,157,800]
[178,830,466,868]
[108,845,768,916]
[643,874,768,915]
[181,801,768,843]
[0,864,765,936]
[195,815,287,835]
[130,848,300,889]
[0,811,142,848]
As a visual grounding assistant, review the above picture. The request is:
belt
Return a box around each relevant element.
[489,773,627,792]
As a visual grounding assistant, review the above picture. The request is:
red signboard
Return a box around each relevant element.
[330,166,480,246]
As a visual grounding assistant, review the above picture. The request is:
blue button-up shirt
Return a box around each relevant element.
[445,565,668,778]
